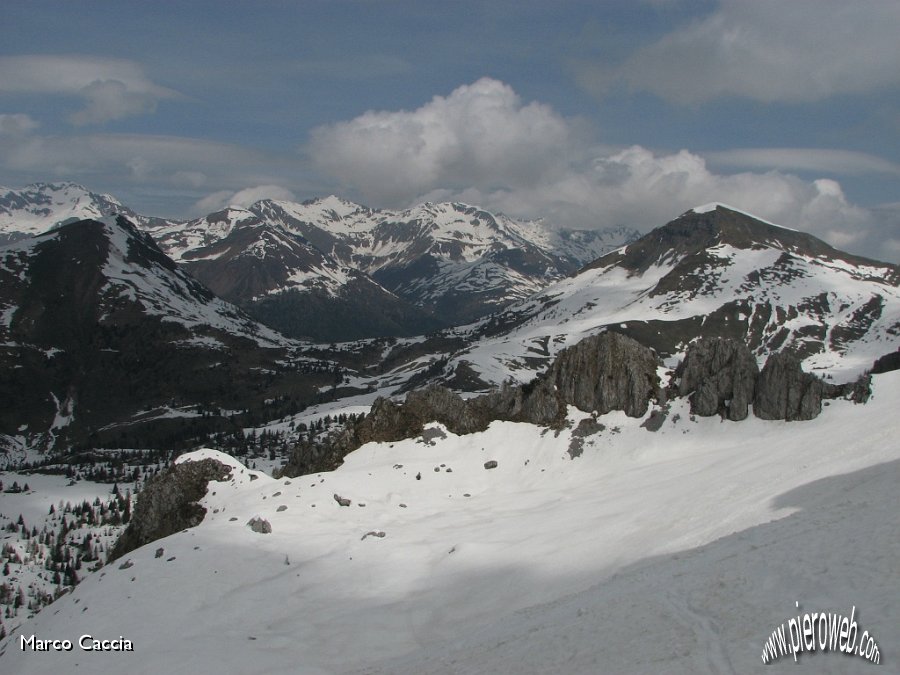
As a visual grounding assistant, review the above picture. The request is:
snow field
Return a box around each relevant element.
[2,372,898,673]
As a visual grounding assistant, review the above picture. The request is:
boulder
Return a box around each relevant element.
[247,517,272,534]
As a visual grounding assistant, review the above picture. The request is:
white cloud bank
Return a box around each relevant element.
[308,78,898,260]
[0,55,178,125]
[575,0,900,104]
[190,185,297,215]
[309,78,584,205]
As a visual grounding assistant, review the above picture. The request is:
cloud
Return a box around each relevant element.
[307,78,899,261]
[0,114,39,135]
[0,55,178,125]
[190,185,297,215]
[0,131,283,189]
[706,148,900,177]
[575,0,900,104]
[308,77,585,205]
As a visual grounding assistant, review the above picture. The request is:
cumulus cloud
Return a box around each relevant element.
[0,55,177,125]
[307,78,900,261]
[190,185,297,215]
[453,146,872,238]
[575,0,900,104]
[309,77,585,204]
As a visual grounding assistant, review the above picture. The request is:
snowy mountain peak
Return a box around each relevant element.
[0,182,136,242]
[451,206,900,389]
[684,202,797,231]
[600,203,897,279]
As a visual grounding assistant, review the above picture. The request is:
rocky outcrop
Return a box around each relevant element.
[282,332,661,477]
[753,352,826,421]
[677,337,758,421]
[547,332,660,418]
[872,348,900,374]
[474,379,565,428]
[109,458,232,560]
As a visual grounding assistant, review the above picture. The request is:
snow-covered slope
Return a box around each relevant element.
[2,371,897,673]
[449,204,900,386]
[0,183,154,245]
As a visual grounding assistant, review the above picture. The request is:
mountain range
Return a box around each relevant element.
[442,202,900,389]
[1,183,637,341]
[1,181,900,671]
[1,183,899,460]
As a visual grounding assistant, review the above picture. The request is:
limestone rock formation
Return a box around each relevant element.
[110,458,232,560]
[547,332,660,418]
[282,332,660,478]
[754,352,825,421]
[677,337,759,421]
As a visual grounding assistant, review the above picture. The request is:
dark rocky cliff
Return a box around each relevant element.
[109,458,232,561]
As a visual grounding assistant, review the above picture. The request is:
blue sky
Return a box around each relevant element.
[1,0,899,261]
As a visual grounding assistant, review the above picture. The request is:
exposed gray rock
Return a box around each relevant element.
[247,517,272,534]
[547,332,659,418]
[640,409,667,432]
[754,352,825,421]
[283,332,661,478]
[484,460,498,470]
[828,372,873,404]
[333,493,351,507]
[110,458,232,561]
[568,417,606,457]
[677,337,759,421]
[475,379,565,428]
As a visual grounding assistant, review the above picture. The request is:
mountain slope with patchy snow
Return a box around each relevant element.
[0,216,339,455]
[448,204,900,387]
[251,198,636,324]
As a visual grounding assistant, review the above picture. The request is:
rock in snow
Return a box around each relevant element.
[110,457,232,560]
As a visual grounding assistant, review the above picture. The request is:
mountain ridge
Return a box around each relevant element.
[0,183,639,333]
[0,215,341,455]
[441,204,900,389]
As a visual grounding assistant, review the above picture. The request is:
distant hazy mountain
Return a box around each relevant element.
[246,197,636,325]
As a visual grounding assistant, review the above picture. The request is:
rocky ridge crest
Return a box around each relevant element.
[284,333,872,477]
